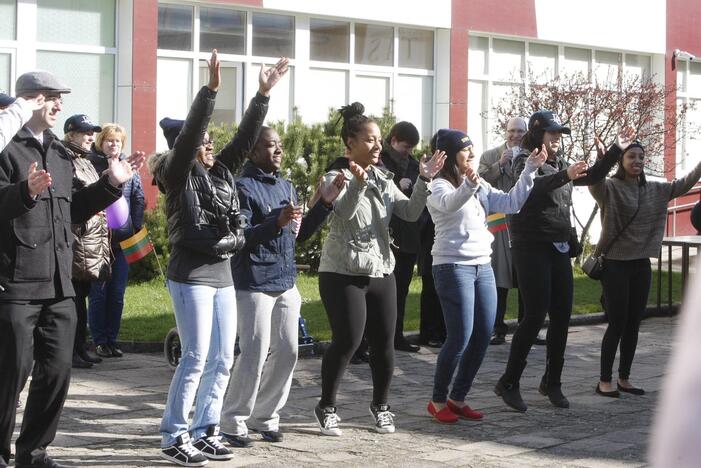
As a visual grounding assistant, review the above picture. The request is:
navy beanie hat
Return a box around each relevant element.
[434,129,473,159]
[159,117,184,150]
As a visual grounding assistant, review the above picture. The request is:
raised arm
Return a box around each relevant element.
[391,150,445,221]
[161,50,219,184]
[0,96,43,152]
[217,58,289,174]
[487,147,545,213]
[426,177,477,213]
[670,159,701,199]
[329,166,368,221]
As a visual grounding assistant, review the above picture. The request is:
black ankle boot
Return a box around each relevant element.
[494,377,527,412]
[538,378,569,408]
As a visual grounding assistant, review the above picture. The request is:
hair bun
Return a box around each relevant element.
[339,102,365,121]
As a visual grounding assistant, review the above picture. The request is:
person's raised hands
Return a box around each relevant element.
[206,49,221,92]
[567,160,588,181]
[526,144,547,169]
[259,58,290,96]
[419,150,447,179]
[615,126,637,151]
[348,161,368,182]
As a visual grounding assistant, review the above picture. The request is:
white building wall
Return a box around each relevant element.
[262,0,451,29]
[534,0,666,54]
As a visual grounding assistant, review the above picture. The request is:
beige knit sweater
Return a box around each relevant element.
[589,161,701,260]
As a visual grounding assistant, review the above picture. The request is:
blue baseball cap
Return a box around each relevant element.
[0,92,15,107]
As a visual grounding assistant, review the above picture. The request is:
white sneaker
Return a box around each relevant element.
[160,433,209,467]
[370,404,395,434]
[314,405,342,436]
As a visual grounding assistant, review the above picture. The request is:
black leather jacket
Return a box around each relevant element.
[151,86,269,259]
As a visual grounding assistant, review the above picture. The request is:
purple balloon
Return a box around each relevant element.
[106,196,129,229]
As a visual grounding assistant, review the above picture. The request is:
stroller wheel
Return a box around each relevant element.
[164,327,181,369]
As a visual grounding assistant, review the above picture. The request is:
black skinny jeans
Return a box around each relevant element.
[600,258,651,382]
[73,280,91,354]
[493,287,525,336]
[319,272,397,408]
[419,272,446,343]
[503,243,573,386]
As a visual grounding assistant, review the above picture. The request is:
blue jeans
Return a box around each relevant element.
[160,280,237,447]
[88,249,129,345]
[432,263,496,403]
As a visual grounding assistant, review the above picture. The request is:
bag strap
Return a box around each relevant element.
[599,185,641,256]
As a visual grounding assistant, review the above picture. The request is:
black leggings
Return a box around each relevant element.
[600,258,651,382]
[493,287,525,336]
[503,243,573,386]
[319,272,397,408]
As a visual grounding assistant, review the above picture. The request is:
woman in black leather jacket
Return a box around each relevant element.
[149,50,289,466]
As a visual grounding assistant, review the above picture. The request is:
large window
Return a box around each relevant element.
[0,52,10,93]
[33,0,117,137]
[310,19,349,63]
[156,4,437,148]
[252,13,294,58]
[467,35,652,153]
[676,61,701,174]
[0,0,16,41]
[37,0,115,47]
[355,24,393,66]
[158,4,192,51]
[200,7,245,55]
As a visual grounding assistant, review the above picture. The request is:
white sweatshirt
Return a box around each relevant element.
[0,98,34,152]
[427,161,538,266]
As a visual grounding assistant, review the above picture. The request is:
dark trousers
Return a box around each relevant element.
[393,250,417,344]
[319,272,397,407]
[0,298,76,465]
[600,258,651,382]
[493,287,525,336]
[419,273,446,343]
[503,244,573,386]
[88,249,129,345]
[73,280,91,354]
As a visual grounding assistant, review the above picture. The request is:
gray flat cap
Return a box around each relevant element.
[15,70,71,96]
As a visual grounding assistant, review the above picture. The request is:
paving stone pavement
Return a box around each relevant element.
[14,316,677,467]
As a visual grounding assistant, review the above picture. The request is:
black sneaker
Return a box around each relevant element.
[79,348,102,364]
[95,344,113,358]
[369,404,395,434]
[255,429,284,442]
[108,343,123,357]
[72,353,93,369]
[221,432,253,448]
[314,405,342,436]
[490,334,506,345]
[494,379,527,412]
[160,433,208,467]
[192,426,233,460]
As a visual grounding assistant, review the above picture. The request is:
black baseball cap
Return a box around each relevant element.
[528,110,571,135]
[0,92,14,107]
[64,114,102,134]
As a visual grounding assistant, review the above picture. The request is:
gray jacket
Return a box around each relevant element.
[318,157,428,277]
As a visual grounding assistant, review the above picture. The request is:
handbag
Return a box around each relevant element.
[582,186,641,280]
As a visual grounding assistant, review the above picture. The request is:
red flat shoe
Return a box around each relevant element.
[427,401,459,424]
[447,400,483,420]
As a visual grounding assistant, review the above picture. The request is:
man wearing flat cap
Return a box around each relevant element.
[0,70,144,468]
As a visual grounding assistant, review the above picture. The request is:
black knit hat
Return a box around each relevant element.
[434,129,473,159]
[159,117,184,150]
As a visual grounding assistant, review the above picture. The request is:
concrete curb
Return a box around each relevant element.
[115,304,679,357]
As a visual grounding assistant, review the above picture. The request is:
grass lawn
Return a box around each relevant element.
[120,268,683,343]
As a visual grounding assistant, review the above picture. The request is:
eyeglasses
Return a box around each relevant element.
[202,139,215,146]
